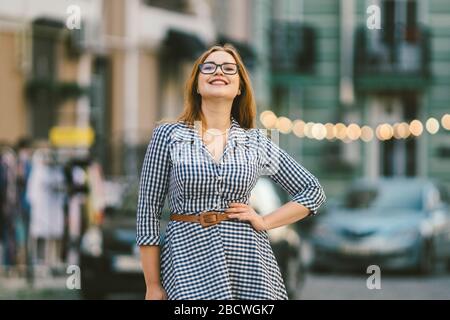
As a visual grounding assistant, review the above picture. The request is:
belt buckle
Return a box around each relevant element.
[199,211,220,228]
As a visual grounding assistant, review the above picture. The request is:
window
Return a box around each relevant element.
[29,18,63,139]
[142,0,189,13]
[382,0,419,44]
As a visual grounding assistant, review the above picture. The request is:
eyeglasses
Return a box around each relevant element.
[198,62,239,75]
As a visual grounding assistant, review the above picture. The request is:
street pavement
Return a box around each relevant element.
[1,268,449,300]
[300,271,450,300]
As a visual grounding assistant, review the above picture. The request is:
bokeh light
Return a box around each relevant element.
[260,111,277,129]
[409,120,423,137]
[442,114,450,130]
[347,123,361,141]
[426,117,439,134]
[361,126,374,142]
[311,123,327,140]
[276,116,293,134]
[335,123,347,140]
[292,120,306,138]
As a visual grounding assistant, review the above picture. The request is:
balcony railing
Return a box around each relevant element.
[354,24,431,89]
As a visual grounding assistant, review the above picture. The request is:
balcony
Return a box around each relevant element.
[354,24,431,92]
[270,21,316,75]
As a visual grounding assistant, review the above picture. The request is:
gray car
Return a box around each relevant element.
[310,178,450,274]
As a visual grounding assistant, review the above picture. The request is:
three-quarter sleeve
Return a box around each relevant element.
[257,129,326,216]
[136,124,172,246]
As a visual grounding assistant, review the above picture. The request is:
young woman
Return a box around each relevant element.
[137,44,326,300]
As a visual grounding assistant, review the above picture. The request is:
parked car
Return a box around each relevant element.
[80,177,306,299]
[310,177,450,274]
[79,178,145,299]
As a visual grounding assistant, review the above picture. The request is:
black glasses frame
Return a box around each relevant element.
[198,62,239,75]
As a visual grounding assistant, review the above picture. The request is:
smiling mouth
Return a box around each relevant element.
[209,80,228,85]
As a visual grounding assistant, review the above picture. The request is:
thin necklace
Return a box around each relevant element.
[202,125,231,136]
[204,130,227,136]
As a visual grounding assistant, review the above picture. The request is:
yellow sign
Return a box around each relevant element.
[49,127,95,147]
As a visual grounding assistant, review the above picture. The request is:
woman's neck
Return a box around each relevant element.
[200,99,233,132]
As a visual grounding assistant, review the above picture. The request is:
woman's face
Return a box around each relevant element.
[197,51,240,100]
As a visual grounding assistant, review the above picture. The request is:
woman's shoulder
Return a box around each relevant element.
[155,118,192,131]
[151,120,194,143]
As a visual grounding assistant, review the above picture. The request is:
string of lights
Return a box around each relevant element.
[259,111,450,143]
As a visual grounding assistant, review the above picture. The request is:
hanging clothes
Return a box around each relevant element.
[0,150,19,266]
[26,154,65,239]
[16,150,33,266]
[0,154,6,242]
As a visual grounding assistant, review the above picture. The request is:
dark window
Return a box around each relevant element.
[91,57,112,175]
[382,0,396,45]
[270,21,316,73]
[142,0,188,13]
[30,18,63,139]
[382,0,418,44]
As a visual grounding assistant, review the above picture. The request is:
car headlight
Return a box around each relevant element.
[313,224,330,238]
[394,228,420,241]
[81,227,103,257]
[312,224,339,241]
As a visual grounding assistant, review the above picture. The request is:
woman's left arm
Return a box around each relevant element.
[226,129,326,231]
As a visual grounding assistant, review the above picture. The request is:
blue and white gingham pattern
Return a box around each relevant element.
[136,116,326,300]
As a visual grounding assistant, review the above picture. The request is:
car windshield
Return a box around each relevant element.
[342,182,424,211]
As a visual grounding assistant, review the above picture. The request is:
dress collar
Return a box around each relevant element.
[173,115,248,148]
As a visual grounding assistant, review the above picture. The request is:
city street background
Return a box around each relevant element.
[1,0,450,300]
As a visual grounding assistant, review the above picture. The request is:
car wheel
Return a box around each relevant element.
[285,255,304,299]
[417,241,436,275]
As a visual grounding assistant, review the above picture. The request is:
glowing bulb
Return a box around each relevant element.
[312,123,327,140]
[426,117,439,134]
[398,122,410,139]
[361,126,373,142]
[293,120,305,138]
[409,120,423,136]
[376,124,393,140]
[260,111,277,129]
[442,114,450,130]
[276,117,293,134]
[335,123,347,140]
[347,123,361,140]
[382,124,393,140]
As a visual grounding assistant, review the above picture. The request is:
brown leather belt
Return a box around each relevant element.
[170,211,234,228]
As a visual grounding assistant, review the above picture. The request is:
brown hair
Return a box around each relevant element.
[175,44,257,129]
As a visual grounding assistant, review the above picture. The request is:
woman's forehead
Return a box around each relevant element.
[204,51,236,64]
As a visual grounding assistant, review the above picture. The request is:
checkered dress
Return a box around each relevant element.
[136,116,326,300]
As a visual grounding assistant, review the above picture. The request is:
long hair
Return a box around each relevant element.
[175,44,257,129]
